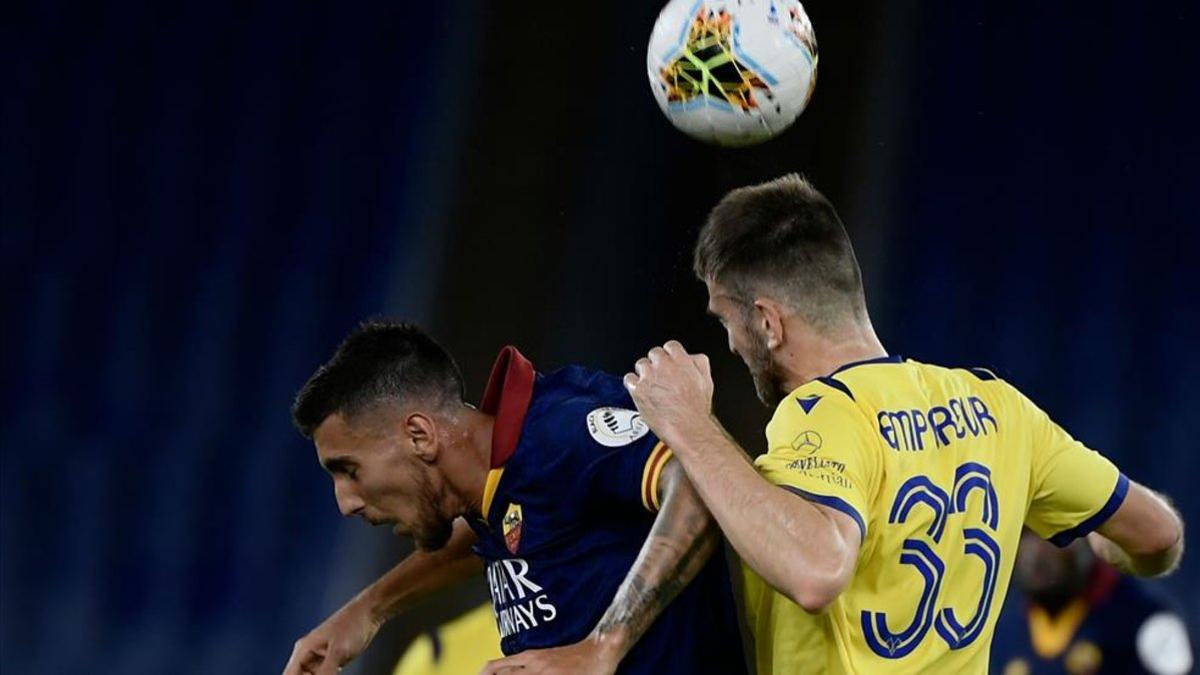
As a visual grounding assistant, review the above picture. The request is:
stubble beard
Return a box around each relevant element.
[412,468,454,552]
[745,329,789,409]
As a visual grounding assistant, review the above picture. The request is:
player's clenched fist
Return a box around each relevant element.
[623,340,714,439]
[282,598,381,675]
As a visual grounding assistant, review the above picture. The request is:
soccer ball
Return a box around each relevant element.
[646,0,818,147]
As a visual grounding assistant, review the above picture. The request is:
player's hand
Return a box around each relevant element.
[623,340,714,440]
[478,638,620,675]
[282,597,381,675]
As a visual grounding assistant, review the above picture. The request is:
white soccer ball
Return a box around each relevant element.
[646,0,818,147]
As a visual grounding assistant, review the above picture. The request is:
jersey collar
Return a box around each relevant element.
[829,353,904,376]
[480,345,536,469]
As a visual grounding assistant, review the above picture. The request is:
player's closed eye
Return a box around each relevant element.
[324,458,359,481]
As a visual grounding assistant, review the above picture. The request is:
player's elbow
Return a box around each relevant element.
[781,557,851,614]
[783,574,843,614]
[780,512,859,612]
[789,587,836,615]
[1149,516,1183,556]
[1117,507,1185,577]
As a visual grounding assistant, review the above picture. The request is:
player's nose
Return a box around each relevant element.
[334,481,365,517]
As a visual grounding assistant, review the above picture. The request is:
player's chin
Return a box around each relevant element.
[412,521,454,551]
[753,375,785,408]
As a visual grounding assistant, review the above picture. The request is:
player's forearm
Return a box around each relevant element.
[588,461,720,662]
[1088,531,1182,577]
[1089,483,1184,577]
[358,517,483,623]
[659,417,854,611]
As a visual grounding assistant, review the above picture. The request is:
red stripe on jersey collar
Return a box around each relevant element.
[480,346,536,469]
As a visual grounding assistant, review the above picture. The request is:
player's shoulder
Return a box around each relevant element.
[899,357,1007,386]
[785,354,914,411]
[536,364,627,404]
[767,377,867,436]
[768,357,1015,429]
[899,358,1029,404]
[526,364,649,449]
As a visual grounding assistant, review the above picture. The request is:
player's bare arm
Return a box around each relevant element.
[624,340,860,613]
[479,460,720,675]
[1087,482,1184,577]
[587,461,719,661]
[283,518,482,675]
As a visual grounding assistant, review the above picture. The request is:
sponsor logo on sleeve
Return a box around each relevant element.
[586,407,650,447]
[791,429,823,455]
[797,395,822,414]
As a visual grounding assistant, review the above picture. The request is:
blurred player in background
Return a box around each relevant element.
[281,322,745,675]
[990,530,1193,675]
[623,175,1185,673]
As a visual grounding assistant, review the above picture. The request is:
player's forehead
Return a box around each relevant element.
[313,412,355,456]
[704,279,741,313]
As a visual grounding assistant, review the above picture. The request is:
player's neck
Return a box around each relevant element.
[780,318,888,390]
[443,406,496,519]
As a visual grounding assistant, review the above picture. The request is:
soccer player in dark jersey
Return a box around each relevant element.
[281,321,745,675]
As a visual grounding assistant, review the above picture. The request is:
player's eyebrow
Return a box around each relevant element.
[322,456,356,475]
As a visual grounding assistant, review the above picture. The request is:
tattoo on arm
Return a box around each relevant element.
[592,460,720,650]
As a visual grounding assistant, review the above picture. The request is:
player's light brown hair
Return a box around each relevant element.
[693,174,867,332]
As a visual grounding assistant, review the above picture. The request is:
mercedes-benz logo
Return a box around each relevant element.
[792,430,823,455]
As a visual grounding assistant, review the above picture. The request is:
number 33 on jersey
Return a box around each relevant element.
[741,356,1128,675]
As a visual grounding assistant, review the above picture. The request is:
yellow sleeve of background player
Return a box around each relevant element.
[755,384,880,540]
[1019,389,1128,546]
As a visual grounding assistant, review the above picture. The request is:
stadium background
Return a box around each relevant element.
[3,1,1197,673]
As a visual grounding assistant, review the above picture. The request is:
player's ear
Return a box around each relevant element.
[403,412,439,463]
[753,297,786,350]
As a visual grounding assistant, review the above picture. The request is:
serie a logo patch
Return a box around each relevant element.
[502,503,523,554]
[586,407,650,447]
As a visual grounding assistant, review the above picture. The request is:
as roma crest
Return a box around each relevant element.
[502,503,523,554]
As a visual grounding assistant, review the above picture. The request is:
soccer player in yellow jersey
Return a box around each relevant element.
[623,175,1185,674]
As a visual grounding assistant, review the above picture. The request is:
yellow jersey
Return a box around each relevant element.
[742,356,1128,674]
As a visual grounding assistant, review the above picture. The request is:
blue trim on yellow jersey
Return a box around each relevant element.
[1049,474,1130,547]
[816,376,856,401]
[829,353,905,375]
[781,485,867,539]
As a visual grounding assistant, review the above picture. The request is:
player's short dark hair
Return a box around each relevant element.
[291,320,465,438]
[693,174,866,329]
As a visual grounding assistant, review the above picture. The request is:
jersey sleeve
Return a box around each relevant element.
[573,401,675,513]
[755,387,880,539]
[1018,389,1129,546]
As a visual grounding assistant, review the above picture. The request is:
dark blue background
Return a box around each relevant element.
[4,2,1196,673]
